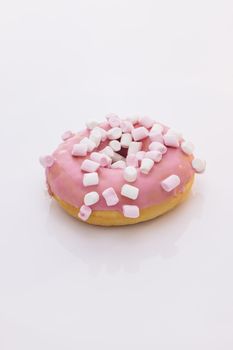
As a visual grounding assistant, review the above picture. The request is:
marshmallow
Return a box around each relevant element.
[121,184,139,200]
[80,137,96,152]
[83,172,99,187]
[167,129,183,141]
[81,159,100,172]
[120,120,133,133]
[149,141,167,154]
[102,187,119,206]
[92,127,107,141]
[181,141,195,155]
[149,131,164,143]
[131,127,149,141]
[145,151,162,163]
[150,123,164,134]
[112,152,124,162]
[61,130,74,141]
[111,160,126,169]
[72,143,88,157]
[161,175,181,192]
[126,154,139,167]
[39,155,54,168]
[136,151,146,161]
[108,115,121,128]
[121,133,132,148]
[128,142,142,155]
[86,120,99,130]
[84,191,100,206]
[90,152,112,167]
[107,127,122,140]
[124,166,138,182]
[89,130,102,147]
[100,146,114,158]
[125,115,139,125]
[163,132,180,148]
[109,140,121,152]
[78,205,92,221]
[123,205,140,218]
[139,116,154,129]
[140,158,154,174]
[192,158,206,173]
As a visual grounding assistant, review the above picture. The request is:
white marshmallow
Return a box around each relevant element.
[112,152,124,162]
[149,131,164,143]
[128,142,142,155]
[111,160,126,169]
[181,141,195,155]
[124,166,138,183]
[100,146,114,158]
[161,175,181,192]
[136,151,146,161]
[140,158,154,174]
[163,132,180,148]
[167,128,183,140]
[125,115,139,125]
[139,116,154,129]
[83,172,99,187]
[92,127,107,141]
[192,158,206,173]
[90,152,112,167]
[81,159,100,172]
[109,140,121,152]
[150,123,164,133]
[72,143,88,157]
[89,132,101,148]
[121,133,132,148]
[86,120,99,130]
[149,141,167,154]
[80,137,96,152]
[131,127,149,141]
[102,187,119,206]
[84,191,100,206]
[107,127,122,140]
[123,205,140,218]
[121,184,139,200]
[145,151,162,163]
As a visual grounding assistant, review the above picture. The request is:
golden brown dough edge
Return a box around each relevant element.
[51,176,195,226]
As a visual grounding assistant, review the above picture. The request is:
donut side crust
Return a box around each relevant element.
[51,176,195,226]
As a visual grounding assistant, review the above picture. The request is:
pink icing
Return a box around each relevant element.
[46,122,195,212]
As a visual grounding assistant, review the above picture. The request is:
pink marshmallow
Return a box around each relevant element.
[102,187,119,206]
[81,159,100,172]
[139,116,154,129]
[126,154,139,167]
[120,120,133,133]
[72,143,88,157]
[61,130,74,141]
[39,155,54,168]
[123,205,140,218]
[78,205,92,221]
[131,127,149,141]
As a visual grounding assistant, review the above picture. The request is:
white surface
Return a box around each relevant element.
[0,1,233,349]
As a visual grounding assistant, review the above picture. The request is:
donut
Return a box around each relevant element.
[39,114,206,226]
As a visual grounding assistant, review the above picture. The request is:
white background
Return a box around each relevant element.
[0,0,233,349]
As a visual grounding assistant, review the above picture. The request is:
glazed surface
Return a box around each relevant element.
[46,122,195,211]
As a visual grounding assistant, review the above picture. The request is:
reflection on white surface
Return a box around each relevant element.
[47,190,204,274]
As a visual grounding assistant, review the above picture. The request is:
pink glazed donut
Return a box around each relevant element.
[40,114,206,226]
